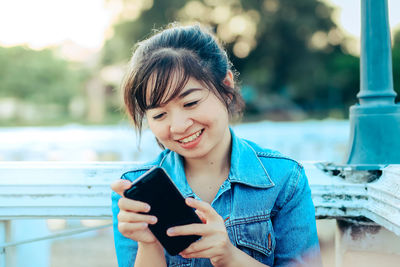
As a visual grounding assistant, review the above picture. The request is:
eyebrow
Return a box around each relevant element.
[147,88,204,109]
[178,88,204,99]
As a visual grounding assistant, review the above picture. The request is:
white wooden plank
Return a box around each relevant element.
[0,162,399,236]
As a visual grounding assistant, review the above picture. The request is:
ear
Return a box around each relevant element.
[223,70,234,88]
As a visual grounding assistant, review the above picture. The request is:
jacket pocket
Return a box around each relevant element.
[232,215,275,262]
[166,254,191,267]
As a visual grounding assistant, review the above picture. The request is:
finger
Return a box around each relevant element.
[118,197,151,213]
[180,247,216,259]
[195,209,207,223]
[111,179,132,196]
[118,210,157,224]
[118,221,148,234]
[167,223,208,237]
[118,222,156,243]
[180,237,213,255]
[185,198,220,220]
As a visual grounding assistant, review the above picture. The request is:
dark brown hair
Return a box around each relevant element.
[122,23,245,135]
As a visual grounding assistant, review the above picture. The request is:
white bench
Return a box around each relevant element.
[1,162,400,266]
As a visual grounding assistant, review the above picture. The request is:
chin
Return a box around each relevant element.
[175,147,209,159]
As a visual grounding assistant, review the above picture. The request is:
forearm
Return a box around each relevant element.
[134,242,167,267]
[222,246,270,267]
[210,245,269,267]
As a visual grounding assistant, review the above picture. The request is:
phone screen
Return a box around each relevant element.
[123,167,202,255]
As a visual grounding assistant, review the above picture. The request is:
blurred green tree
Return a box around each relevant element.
[0,46,88,124]
[0,46,83,103]
[101,0,185,65]
[101,0,361,119]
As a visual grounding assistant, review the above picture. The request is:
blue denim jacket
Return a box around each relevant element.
[112,129,321,267]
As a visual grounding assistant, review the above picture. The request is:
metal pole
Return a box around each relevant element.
[359,0,396,104]
[345,0,400,166]
[0,221,11,267]
[338,1,400,262]
[0,221,5,267]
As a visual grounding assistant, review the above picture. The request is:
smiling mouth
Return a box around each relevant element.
[177,129,204,144]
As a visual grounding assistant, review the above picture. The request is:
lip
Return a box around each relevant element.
[176,129,203,142]
[176,129,204,149]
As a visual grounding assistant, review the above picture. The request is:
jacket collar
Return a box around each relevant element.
[228,128,274,188]
[159,151,194,198]
[158,128,274,195]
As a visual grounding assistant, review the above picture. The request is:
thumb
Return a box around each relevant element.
[195,209,207,224]
[110,179,132,196]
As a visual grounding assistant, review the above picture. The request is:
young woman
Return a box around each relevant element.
[111,24,321,267]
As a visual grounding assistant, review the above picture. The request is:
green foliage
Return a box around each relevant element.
[0,46,87,108]
[229,0,359,116]
[101,0,185,65]
[100,0,363,119]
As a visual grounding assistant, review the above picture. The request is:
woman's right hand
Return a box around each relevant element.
[111,179,158,244]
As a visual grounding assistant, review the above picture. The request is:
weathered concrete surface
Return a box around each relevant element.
[335,219,400,267]
[305,163,400,237]
[305,163,400,267]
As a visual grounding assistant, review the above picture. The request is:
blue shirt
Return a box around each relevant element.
[112,129,321,267]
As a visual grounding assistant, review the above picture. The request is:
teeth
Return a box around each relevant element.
[180,130,202,144]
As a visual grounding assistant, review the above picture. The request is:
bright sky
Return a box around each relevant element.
[0,0,114,56]
[0,0,400,59]
[326,0,400,38]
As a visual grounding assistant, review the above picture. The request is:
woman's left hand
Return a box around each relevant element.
[166,197,236,267]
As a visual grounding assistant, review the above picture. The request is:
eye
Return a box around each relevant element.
[184,100,199,108]
[152,112,166,120]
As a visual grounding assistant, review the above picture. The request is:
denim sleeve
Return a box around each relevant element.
[272,164,322,267]
[112,190,138,267]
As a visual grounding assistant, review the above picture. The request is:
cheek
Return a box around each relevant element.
[148,120,169,141]
[206,101,230,124]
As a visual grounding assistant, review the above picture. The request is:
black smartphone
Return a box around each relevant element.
[123,166,202,255]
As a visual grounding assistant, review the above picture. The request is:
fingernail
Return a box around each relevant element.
[144,204,151,211]
[167,228,174,235]
[186,198,194,203]
[150,217,157,223]
[122,179,132,187]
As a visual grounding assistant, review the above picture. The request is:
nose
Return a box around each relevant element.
[169,111,193,134]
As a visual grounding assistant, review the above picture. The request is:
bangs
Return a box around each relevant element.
[135,48,216,111]
[145,64,190,109]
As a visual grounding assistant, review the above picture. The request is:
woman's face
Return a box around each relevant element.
[145,76,231,160]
